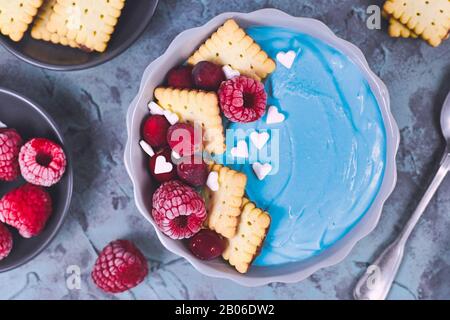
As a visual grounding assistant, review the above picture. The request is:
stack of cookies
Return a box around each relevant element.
[0,0,126,52]
[383,0,450,47]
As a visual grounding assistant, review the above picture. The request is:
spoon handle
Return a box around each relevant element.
[354,152,450,300]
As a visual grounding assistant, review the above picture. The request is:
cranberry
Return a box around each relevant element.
[166,123,202,157]
[192,61,225,91]
[167,65,194,89]
[142,115,170,147]
[188,229,226,260]
[149,147,177,183]
[176,155,208,187]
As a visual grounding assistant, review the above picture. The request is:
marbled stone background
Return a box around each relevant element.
[0,0,449,300]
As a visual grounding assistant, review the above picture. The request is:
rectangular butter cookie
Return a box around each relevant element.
[204,164,247,239]
[222,198,271,274]
[154,87,226,155]
[384,0,450,46]
[46,0,126,52]
[31,0,78,47]
[0,0,43,41]
[188,19,276,81]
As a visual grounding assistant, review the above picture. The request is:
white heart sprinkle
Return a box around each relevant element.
[266,106,285,124]
[222,65,240,79]
[148,101,165,115]
[252,162,273,181]
[139,140,155,157]
[171,150,181,160]
[250,131,270,150]
[230,140,249,158]
[154,155,173,175]
[0,121,7,128]
[206,171,219,192]
[276,50,296,69]
[163,110,179,125]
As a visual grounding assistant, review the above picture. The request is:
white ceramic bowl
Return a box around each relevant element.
[124,9,400,286]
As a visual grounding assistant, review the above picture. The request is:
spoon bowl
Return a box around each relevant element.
[439,91,450,142]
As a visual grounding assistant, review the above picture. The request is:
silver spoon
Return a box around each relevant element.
[354,91,450,300]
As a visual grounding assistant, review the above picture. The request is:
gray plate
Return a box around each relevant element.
[0,88,73,272]
[0,0,158,71]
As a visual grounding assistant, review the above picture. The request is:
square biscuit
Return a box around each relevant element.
[388,17,418,38]
[222,198,271,274]
[0,0,44,42]
[46,0,126,52]
[384,0,450,46]
[187,19,276,81]
[154,87,226,155]
[204,164,247,239]
[31,0,79,47]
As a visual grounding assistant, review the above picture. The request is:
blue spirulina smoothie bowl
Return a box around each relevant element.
[125,9,399,286]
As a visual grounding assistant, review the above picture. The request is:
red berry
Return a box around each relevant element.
[218,75,267,123]
[0,223,13,261]
[19,138,67,187]
[142,115,170,148]
[152,180,206,239]
[0,129,23,182]
[188,229,226,260]
[167,65,194,89]
[192,61,226,91]
[176,155,208,187]
[92,240,148,293]
[166,123,202,157]
[149,147,177,183]
[0,183,52,238]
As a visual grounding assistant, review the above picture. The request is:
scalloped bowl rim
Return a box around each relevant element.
[124,9,399,287]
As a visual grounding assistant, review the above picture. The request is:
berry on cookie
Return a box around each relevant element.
[167,65,194,89]
[0,128,23,182]
[92,240,148,293]
[0,183,52,238]
[192,61,226,91]
[19,138,67,187]
[152,180,206,239]
[219,75,267,123]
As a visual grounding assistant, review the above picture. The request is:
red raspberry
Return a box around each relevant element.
[149,147,177,183]
[0,129,23,182]
[0,223,13,261]
[142,115,170,148]
[92,240,148,293]
[152,180,206,239]
[0,183,52,238]
[167,65,194,89]
[176,155,208,187]
[19,138,67,187]
[218,75,267,123]
[192,61,226,91]
[166,123,202,157]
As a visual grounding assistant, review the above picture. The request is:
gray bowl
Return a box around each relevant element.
[0,0,158,71]
[125,9,400,286]
[0,88,73,272]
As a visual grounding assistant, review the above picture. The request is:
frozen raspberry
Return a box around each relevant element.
[92,240,148,293]
[152,180,206,239]
[176,155,208,187]
[0,183,52,238]
[19,138,66,187]
[219,76,267,123]
[192,61,226,91]
[0,223,13,261]
[167,65,194,89]
[188,229,226,260]
[142,115,170,148]
[0,129,23,182]
[167,123,202,157]
[149,147,177,183]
